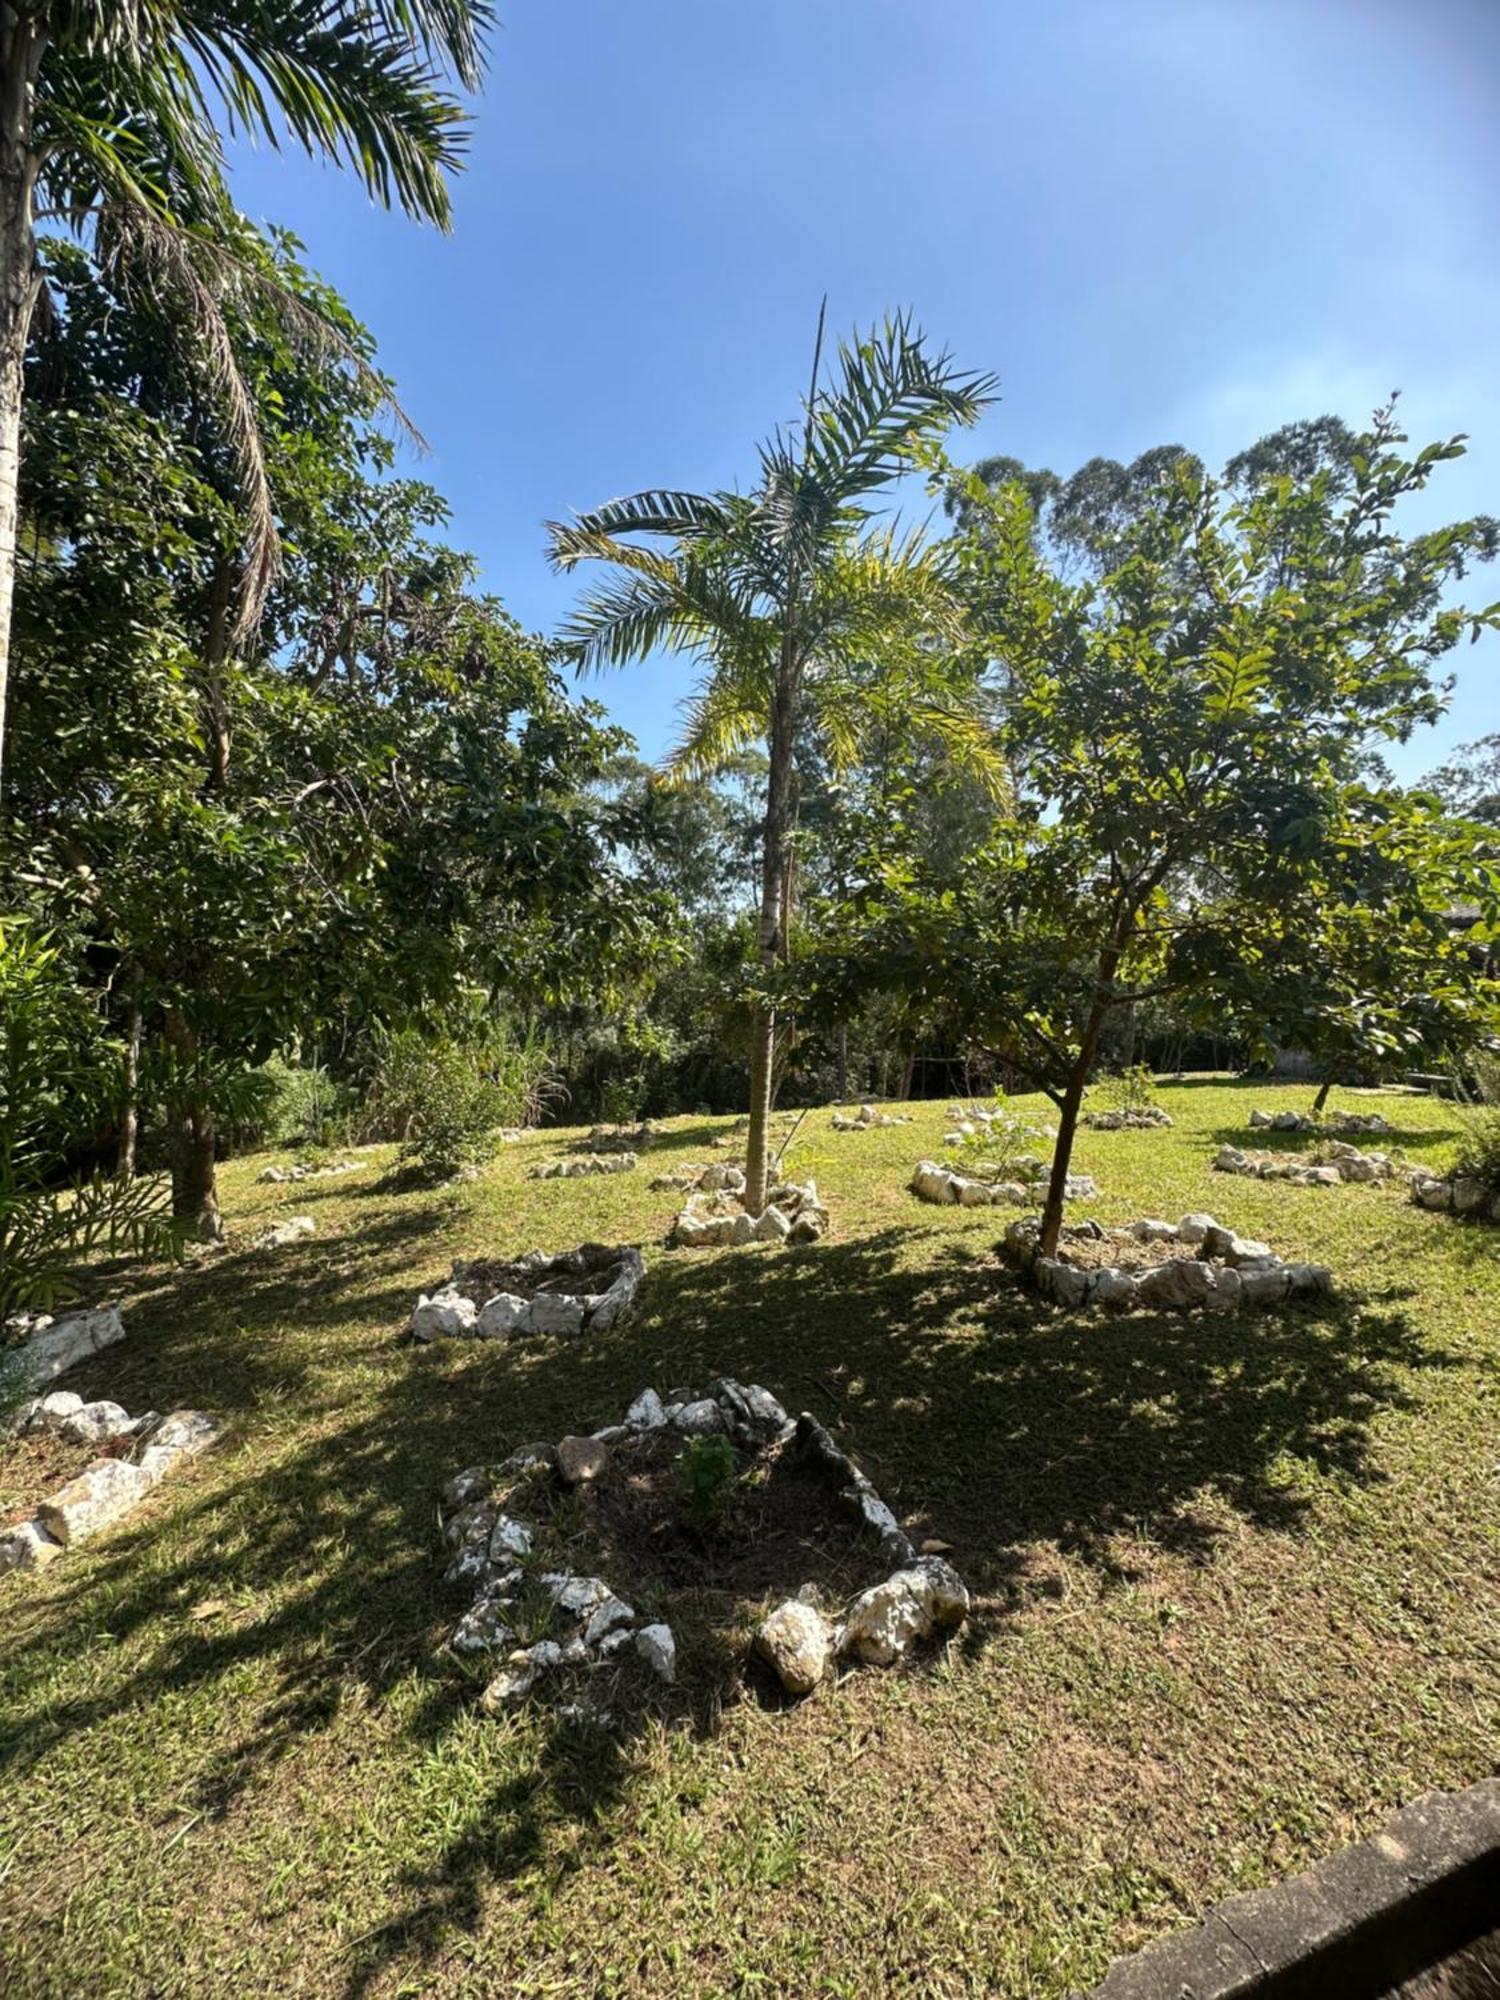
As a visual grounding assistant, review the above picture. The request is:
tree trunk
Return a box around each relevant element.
[1312,1074,1333,1115]
[899,1050,916,1101]
[0,10,44,805]
[1039,949,1120,1256]
[835,1022,848,1102]
[117,998,142,1180]
[743,664,798,1214]
[163,1011,223,1241]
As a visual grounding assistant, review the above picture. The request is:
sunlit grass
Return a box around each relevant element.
[0,1080,1495,1997]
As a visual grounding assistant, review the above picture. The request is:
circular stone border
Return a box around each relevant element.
[910,1159,1097,1209]
[669,1177,828,1247]
[408,1242,646,1342]
[1248,1108,1392,1136]
[1002,1212,1333,1311]
[527,1152,638,1180]
[1081,1107,1174,1131]
[1214,1141,1402,1187]
[437,1378,969,1720]
[1409,1171,1500,1223]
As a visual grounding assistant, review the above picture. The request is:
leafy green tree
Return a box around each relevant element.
[548,312,998,1212]
[0,0,492,797]
[826,407,1500,1254]
[7,236,637,1235]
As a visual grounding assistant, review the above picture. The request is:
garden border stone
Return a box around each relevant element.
[910,1160,1097,1209]
[1002,1214,1332,1313]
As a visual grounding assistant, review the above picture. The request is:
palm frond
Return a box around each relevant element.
[663,671,769,783]
[549,489,733,564]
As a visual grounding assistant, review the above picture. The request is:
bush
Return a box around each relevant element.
[1453,1107,1500,1195]
[1096,1063,1158,1115]
[255,1056,357,1151]
[950,1102,1052,1184]
[0,923,179,1323]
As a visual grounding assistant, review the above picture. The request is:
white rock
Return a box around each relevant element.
[1092,1269,1139,1309]
[755,1599,833,1695]
[1129,1219,1178,1243]
[256,1215,316,1250]
[1453,1178,1490,1217]
[624,1387,667,1432]
[752,1204,792,1242]
[0,1518,64,1572]
[636,1623,676,1682]
[475,1292,528,1338]
[839,1559,969,1667]
[1176,1214,1219,1245]
[672,1398,724,1436]
[584,1595,636,1646]
[144,1410,217,1457]
[488,1516,533,1561]
[13,1305,126,1388]
[1285,1262,1334,1295]
[1249,1109,1273,1128]
[728,1212,757,1247]
[452,1600,515,1654]
[20,1389,85,1430]
[410,1289,478,1341]
[1239,1261,1292,1303]
[37,1458,156,1545]
[526,1294,587,1338]
[60,1400,135,1447]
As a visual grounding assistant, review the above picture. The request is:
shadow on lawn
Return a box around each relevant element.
[0,1212,1461,1992]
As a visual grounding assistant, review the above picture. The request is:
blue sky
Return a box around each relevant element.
[226,0,1500,778]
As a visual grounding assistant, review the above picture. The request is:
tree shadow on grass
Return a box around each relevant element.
[0,1214,1462,1993]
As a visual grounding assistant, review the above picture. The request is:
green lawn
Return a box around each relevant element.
[2,1081,1497,1997]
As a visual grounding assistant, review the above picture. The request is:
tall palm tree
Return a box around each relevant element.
[0,0,492,798]
[549,313,999,1213]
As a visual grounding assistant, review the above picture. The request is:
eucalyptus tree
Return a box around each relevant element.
[548,314,998,1212]
[0,0,492,797]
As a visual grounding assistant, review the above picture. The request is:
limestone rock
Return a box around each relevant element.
[755,1599,833,1695]
[839,1558,969,1667]
[410,1288,478,1341]
[624,1387,667,1432]
[60,1400,135,1447]
[475,1292,528,1338]
[37,1458,156,1545]
[0,1519,64,1572]
[636,1623,676,1682]
[254,1215,316,1251]
[11,1304,126,1389]
[526,1293,587,1338]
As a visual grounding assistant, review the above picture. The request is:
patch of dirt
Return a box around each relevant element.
[1054,1234,1201,1273]
[446,1245,628,1305]
[1,1428,131,1528]
[530,1429,887,1608]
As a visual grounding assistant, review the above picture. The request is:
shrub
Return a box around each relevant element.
[1096,1063,1158,1115]
[678,1434,738,1530]
[255,1056,356,1151]
[1453,1107,1500,1195]
[1469,1052,1500,1107]
[0,923,179,1324]
[380,1038,507,1182]
[951,1102,1052,1184]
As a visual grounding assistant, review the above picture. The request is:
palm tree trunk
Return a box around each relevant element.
[0,10,44,805]
[743,669,798,1214]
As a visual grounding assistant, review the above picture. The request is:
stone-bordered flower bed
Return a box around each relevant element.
[437,1377,969,1722]
[669,1177,829,1247]
[648,1160,745,1195]
[256,1158,360,1185]
[2,1398,218,1574]
[1248,1108,1392,1136]
[1409,1171,1500,1223]
[910,1159,1098,1209]
[528,1152,638,1180]
[409,1243,646,1342]
[1002,1212,1333,1311]
[831,1104,913,1132]
[1213,1141,1403,1187]
[1081,1106,1174,1131]
[580,1120,658,1153]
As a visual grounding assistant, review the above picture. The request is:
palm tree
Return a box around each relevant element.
[549,312,998,1213]
[0,0,492,799]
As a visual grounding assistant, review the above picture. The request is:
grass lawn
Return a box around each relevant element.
[1,1080,1496,1997]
